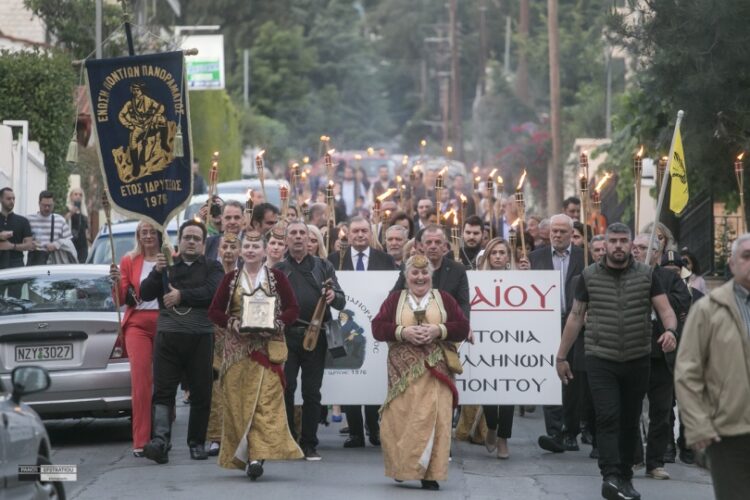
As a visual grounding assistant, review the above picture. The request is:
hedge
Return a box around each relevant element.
[188,89,242,182]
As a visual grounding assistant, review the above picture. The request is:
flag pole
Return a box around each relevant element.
[645,110,684,264]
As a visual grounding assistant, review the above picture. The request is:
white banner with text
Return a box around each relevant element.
[292,270,562,405]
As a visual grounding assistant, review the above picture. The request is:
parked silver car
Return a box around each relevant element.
[0,265,130,419]
[1,365,65,499]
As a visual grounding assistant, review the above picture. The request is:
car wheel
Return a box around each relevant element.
[35,455,66,500]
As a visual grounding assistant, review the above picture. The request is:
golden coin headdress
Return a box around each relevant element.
[268,222,288,241]
[243,230,263,242]
[410,254,429,269]
[222,232,239,244]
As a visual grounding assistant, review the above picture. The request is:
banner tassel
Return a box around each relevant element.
[174,129,184,158]
[66,136,78,164]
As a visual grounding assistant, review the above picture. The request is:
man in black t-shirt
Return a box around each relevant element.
[0,187,33,270]
[555,223,678,500]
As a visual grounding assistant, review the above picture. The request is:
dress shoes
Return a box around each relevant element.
[484,432,498,453]
[678,447,695,465]
[246,460,264,481]
[663,442,676,463]
[538,434,566,453]
[369,432,381,446]
[143,440,169,464]
[581,427,594,445]
[189,444,208,460]
[421,480,440,490]
[343,436,365,448]
[562,434,579,451]
[339,426,349,435]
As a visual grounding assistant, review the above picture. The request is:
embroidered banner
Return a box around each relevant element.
[85,51,192,230]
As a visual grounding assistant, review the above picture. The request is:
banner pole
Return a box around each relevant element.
[102,192,124,342]
[645,110,684,264]
[120,0,136,56]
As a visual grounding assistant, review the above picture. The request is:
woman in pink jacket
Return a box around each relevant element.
[109,221,162,457]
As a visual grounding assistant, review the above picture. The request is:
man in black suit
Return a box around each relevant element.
[392,224,471,321]
[529,213,587,453]
[204,201,245,261]
[328,216,398,448]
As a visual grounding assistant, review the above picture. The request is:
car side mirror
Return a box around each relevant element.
[11,366,51,404]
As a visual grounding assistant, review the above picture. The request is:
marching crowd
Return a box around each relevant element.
[1,164,748,499]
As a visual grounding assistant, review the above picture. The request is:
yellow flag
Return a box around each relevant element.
[669,126,689,214]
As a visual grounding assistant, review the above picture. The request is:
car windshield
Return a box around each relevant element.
[89,231,177,265]
[0,274,116,315]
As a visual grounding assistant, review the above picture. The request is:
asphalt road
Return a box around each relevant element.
[45,403,713,500]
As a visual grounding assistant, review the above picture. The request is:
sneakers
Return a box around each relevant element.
[602,475,641,500]
[303,447,322,461]
[208,441,220,457]
[646,467,670,480]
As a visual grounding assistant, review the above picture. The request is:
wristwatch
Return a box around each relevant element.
[665,327,677,336]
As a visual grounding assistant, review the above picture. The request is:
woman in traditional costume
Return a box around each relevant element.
[206,233,241,456]
[208,230,303,480]
[372,254,470,490]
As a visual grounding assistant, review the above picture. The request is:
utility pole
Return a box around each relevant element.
[448,0,463,159]
[243,49,250,108]
[516,0,531,106]
[547,0,561,213]
[504,15,511,76]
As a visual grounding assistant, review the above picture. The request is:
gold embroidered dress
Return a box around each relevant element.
[372,289,470,481]
[208,266,303,469]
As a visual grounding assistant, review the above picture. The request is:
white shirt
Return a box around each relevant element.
[551,244,572,313]
[350,246,371,270]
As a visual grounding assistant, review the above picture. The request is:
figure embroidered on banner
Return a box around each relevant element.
[326,309,367,370]
[114,81,176,182]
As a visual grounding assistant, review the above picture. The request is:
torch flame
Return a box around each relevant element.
[453,212,458,225]
[474,176,481,183]
[637,145,644,157]
[354,154,362,161]
[420,139,427,147]
[193,215,202,224]
[459,194,467,203]
[367,147,375,156]
[327,180,334,187]
[327,149,336,155]
[489,168,498,178]
[257,150,265,159]
[377,188,397,202]
[472,165,480,174]
[443,209,456,223]
[438,166,449,177]
[516,170,527,191]
[595,172,613,193]
[396,175,403,184]
[402,155,409,165]
[320,135,330,142]
[739,152,745,161]
[497,175,504,186]
[246,188,253,200]
[510,218,520,229]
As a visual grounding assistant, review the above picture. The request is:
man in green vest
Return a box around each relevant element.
[555,222,678,500]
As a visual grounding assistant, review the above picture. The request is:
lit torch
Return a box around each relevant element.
[255,149,267,200]
[245,188,254,228]
[657,156,668,194]
[325,181,336,253]
[280,183,290,220]
[736,153,746,233]
[579,151,591,265]
[634,146,644,232]
[325,149,336,181]
[593,172,612,210]
[451,211,460,262]
[515,170,528,258]
[435,166,448,207]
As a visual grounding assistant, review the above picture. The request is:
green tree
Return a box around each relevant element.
[0,50,76,203]
[24,0,124,59]
[607,0,750,205]
[189,90,242,181]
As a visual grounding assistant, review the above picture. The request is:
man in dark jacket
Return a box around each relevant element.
[631,236,691,480]
[529,213,587,453]
[328,216,397,448]
[275,219,345,461]
[140,219,224,464]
